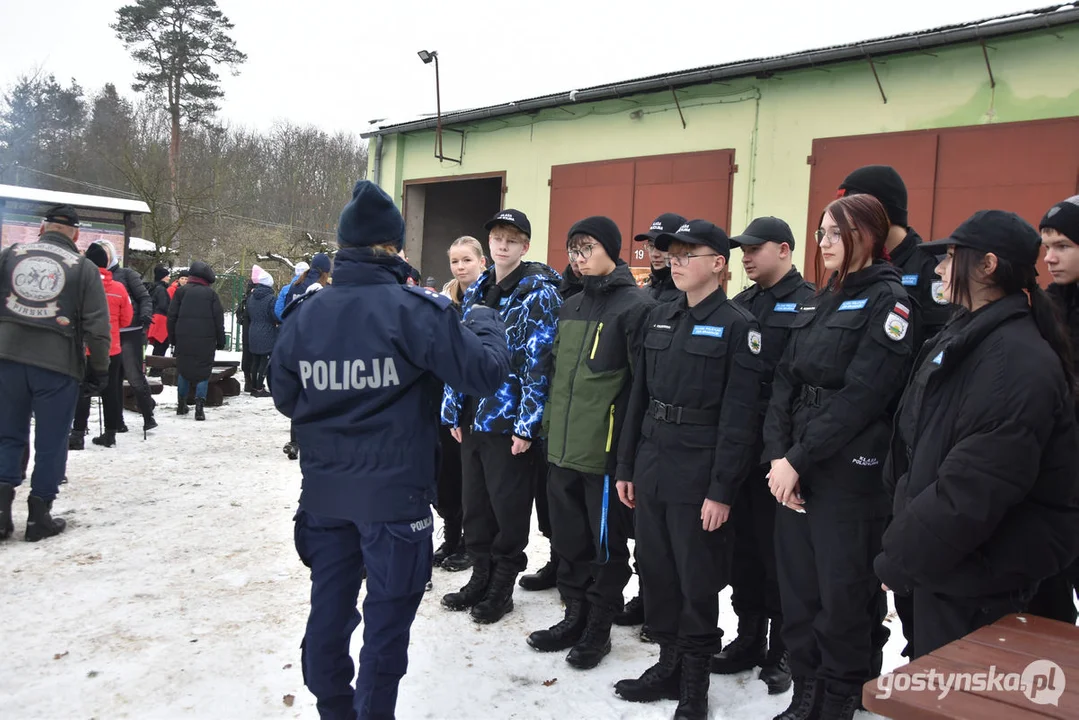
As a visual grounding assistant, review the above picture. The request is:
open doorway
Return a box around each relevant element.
[403,174,504,288]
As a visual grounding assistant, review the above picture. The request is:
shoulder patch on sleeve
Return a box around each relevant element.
[404,284,453,309]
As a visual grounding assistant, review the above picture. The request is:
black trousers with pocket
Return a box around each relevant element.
[547,465,632,611]
[730,464,782,621]
[460,430,535,573]
[436,424,465,543]
[637,492,732,655]
[913,587,1031,659]
[775,505,886,696]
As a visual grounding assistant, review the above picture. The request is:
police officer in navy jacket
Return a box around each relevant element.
[270,181,511,720]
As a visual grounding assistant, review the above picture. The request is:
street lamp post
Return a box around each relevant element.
[418,49,445,161]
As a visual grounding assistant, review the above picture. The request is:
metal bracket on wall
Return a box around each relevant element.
[670,86,687,129]
[436,128,464,164]
[980,40,997,89]
[865,54,887,104]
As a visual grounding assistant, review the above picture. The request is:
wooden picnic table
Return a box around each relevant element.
[143,355,242,406]
[864,613,1079,719]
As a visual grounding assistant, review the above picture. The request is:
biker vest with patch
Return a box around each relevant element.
[0,235,84,338]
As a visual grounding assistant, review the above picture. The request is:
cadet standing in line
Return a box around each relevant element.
[711,217,814,695]
[527,216,653,669]
[270,181,510,720]
[635,213,687,303]
[1025,194,1079,625]
[441,209,563,624]
[763,194,914,720]
[876,211,1079,655]
[614,220,763,720]
[837,164,951,663]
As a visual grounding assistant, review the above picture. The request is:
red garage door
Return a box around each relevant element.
[548,150,736,273]
[806,117,1079,287]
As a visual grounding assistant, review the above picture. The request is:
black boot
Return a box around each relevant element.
[470,563,517,624]
[759,618,793,694]
[0,482,14,540]
[68,429,86,451]
[819,686,860,720]
[441,558,491,611]
[25,495,66,542]
[441,548,474,572]
[640,624,656,644]
[773,676,823,720]
[518,548,557,591]
[614,594,644,626]
[177,395,189,416]
[91,431,116,448]
[283,441,299,460]
[143,416,159,435]
[710,614,767,674]
[614,644,682,703]
[117,422,129,434]
[194,399,206,421]
[433,533,462,567]
[527,597,587,652]
[674,654,711,720]
[566,604,615,669]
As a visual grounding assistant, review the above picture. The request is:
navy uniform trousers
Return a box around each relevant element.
[294,509,433,720]
[0,359,78,502]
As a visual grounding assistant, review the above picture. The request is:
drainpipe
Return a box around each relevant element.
[371,133,384,186]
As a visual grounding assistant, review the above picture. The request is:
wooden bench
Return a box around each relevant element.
[143,355,243,407]
[122,377,164,413]
[863,614,1079,719]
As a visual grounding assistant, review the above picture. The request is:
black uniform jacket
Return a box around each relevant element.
[892,228,951,347]
[875,293,1079,598]
[734,267,816,424]
[616,287,763,506]
[763,261,914,515]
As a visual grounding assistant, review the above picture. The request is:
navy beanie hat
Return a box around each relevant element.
[838,165,909,228]
[337,180,406,250]
[1041,195,1079,245]
[569,216,622,263]
[153,265,170,282]
[310,253,332,275]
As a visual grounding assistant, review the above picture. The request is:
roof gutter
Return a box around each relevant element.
[362,6,1079,138]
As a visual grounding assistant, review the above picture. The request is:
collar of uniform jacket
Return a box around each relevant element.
[683,286,728,320]
[829,260,902,295]
[890,228,932,266]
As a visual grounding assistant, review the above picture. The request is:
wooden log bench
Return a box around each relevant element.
[863,613,1079,719]
[122,377,164,413]
[143,355,243,407]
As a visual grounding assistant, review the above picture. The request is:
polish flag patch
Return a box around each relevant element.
[892,302,910,320]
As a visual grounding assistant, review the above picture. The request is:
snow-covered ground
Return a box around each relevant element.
[1,386,904,719]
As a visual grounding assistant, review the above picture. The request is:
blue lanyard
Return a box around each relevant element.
[599,475,610,564]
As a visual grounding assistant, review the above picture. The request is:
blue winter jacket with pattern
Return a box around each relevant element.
[441,262,562,439]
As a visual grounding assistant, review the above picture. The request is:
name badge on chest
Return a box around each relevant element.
[901,274,919,287]
[773,302,798,313]
[691,325,725,338]
[837,298,868,311]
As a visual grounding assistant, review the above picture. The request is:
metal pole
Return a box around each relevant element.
[434,53,444,160]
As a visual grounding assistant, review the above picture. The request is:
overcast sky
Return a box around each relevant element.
[0,0,1056,136]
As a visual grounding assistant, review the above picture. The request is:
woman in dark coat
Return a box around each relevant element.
[167,261,225,421]
[245,265,279,396]
[875,211,1079,658]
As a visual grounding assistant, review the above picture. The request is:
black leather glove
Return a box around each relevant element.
[82,370,109,396]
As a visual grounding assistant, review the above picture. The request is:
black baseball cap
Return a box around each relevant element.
[654,219,730,258]
[634,212,687,242]
[921,210,1041,266]
[731,216,796,251]
[484,209,531,239]
[43,204,80,227]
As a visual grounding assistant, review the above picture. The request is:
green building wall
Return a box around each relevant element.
[375,25,1079,289]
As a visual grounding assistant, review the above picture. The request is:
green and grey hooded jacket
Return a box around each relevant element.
[543,262,655,475]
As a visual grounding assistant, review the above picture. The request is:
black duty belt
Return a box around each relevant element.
[798,385,837,408]
[648,398,720,425]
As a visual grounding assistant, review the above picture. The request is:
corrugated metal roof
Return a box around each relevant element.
[364,3,1079,137]
[0,183,150,215]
